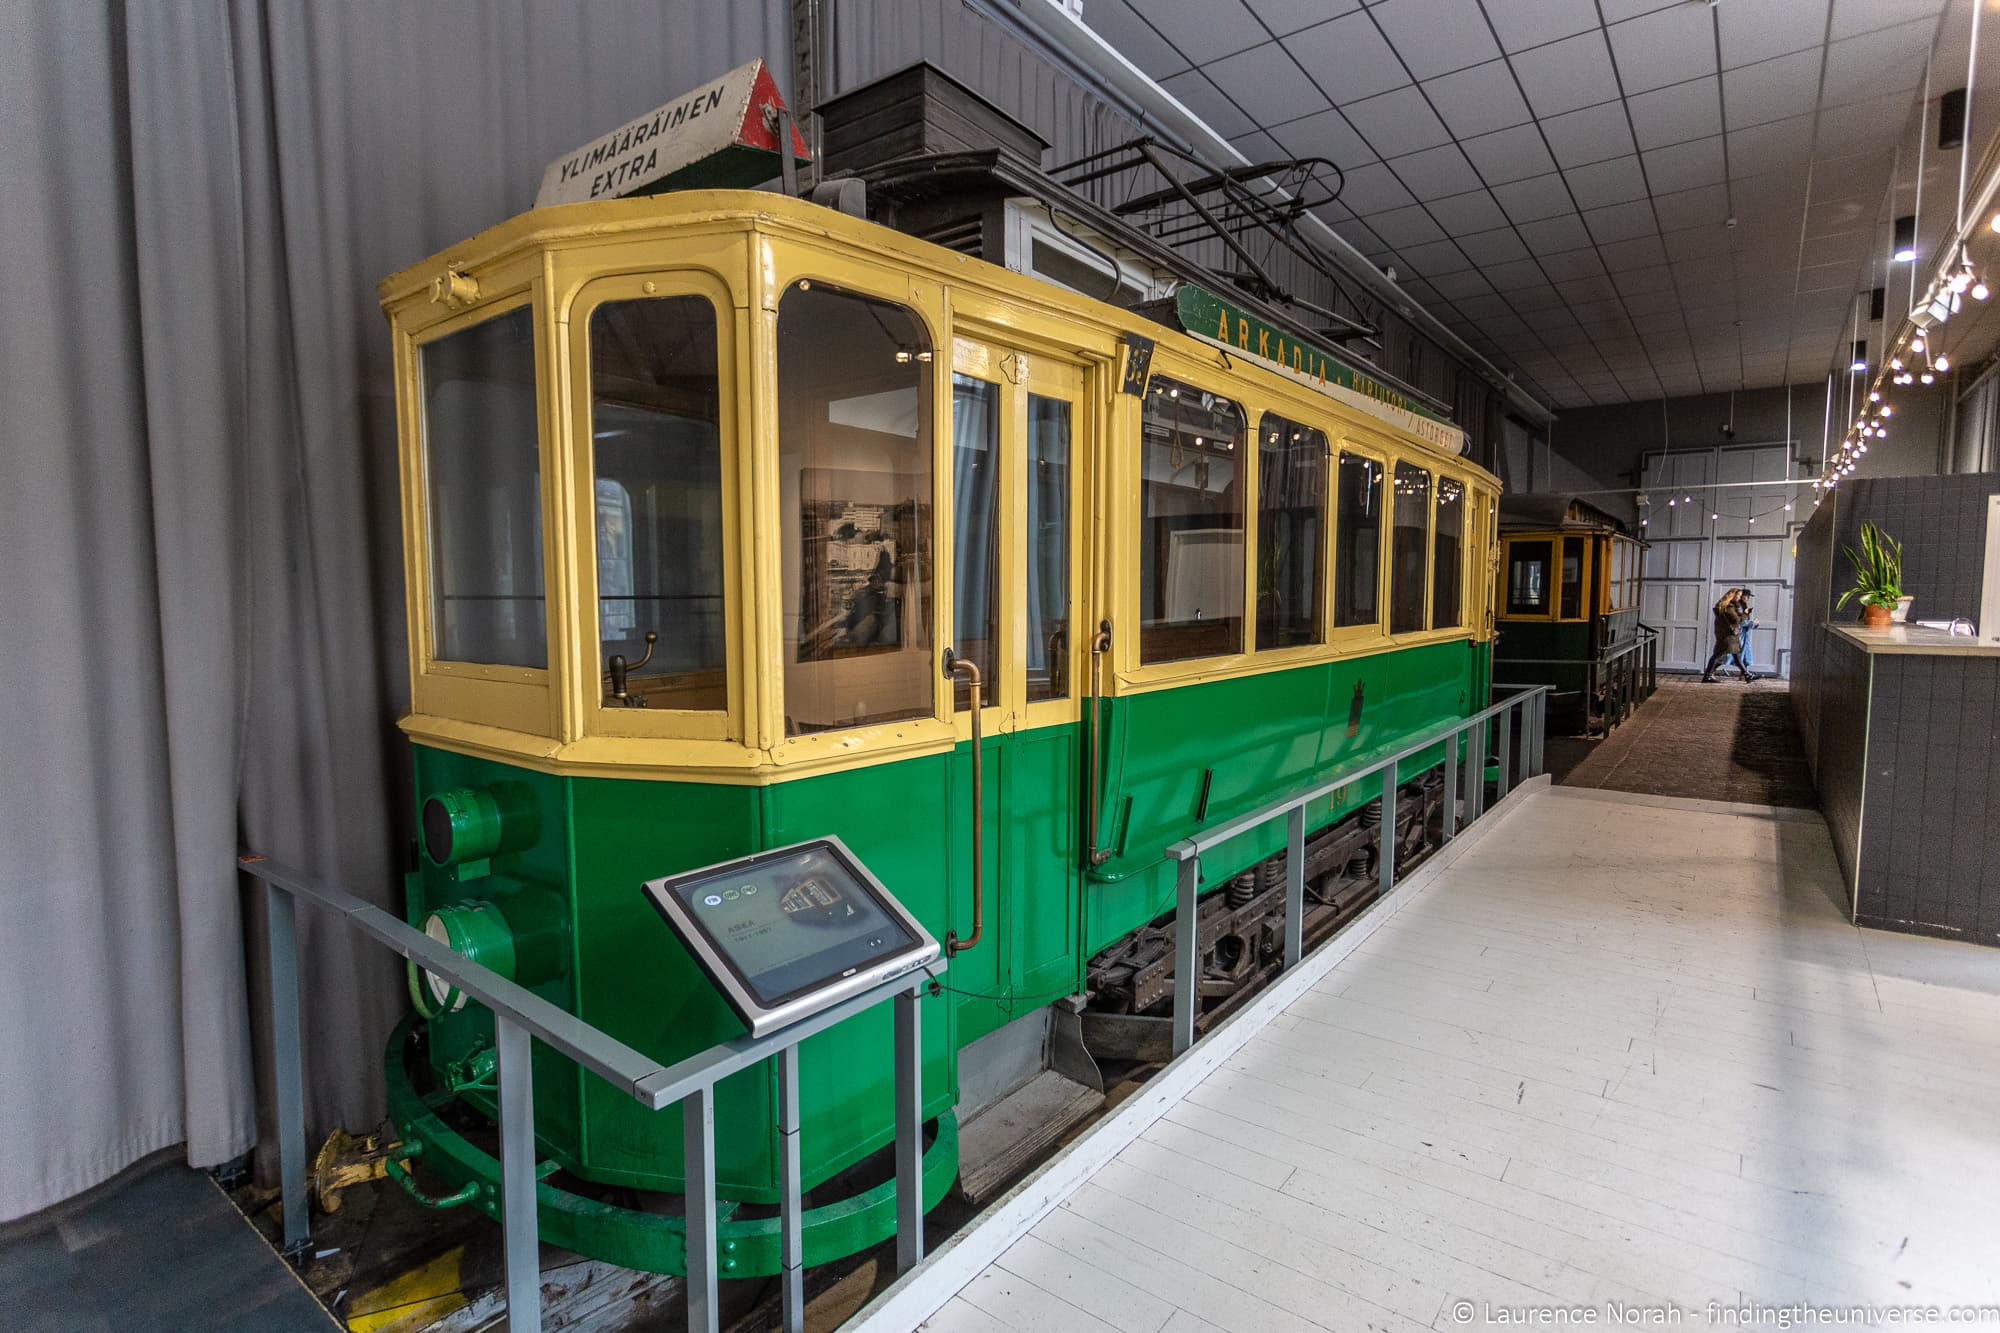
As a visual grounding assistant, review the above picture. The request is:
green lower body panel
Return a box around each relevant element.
[383,1016,958,1276]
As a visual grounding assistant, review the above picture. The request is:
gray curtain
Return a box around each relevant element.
[0,0,789,1222]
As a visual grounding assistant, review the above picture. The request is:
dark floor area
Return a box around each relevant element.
[0,1154,334,1332]
[1544,674,1819,808]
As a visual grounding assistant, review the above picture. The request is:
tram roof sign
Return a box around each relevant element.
[535,59,811,208]
[1174,284,1466,455]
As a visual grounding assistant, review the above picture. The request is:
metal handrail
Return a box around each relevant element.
[237,852,929,1333]
[1159,684,1550,1054]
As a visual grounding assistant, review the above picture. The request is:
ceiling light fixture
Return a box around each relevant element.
[1893,215,1917,262]
[1850,341,1868,371]
[1935,354,1951,372]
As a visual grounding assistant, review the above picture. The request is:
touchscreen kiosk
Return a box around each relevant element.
[641,837,940,1037]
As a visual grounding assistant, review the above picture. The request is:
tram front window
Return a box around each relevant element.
[588,296,726,710]
[1256,413,1327,650]
[776,283,935,735]
[421,305,546,668]
[1507,540,1551,615]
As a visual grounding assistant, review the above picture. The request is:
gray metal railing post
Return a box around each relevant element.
[495,1017,541,1333]
[1466,714,1486,821]
[1530,690,1545,778]
[684,1085,718,1333]
[778,1045,804,1332]
[1440,731,1459,842]
[1378,765,1398,897]
[1495,703,1512,799]
[1283,805,1305,968]
[1172,855,1200,1055]
[893,986,923,1274]
[265,881,309,1258]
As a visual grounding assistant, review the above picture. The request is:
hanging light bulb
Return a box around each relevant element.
[1881,404,1894,416]
[1912,335,1926,353]
[1869,391,1881,402]
[1950,268,1972,294]
[1975,278,1991,301]
[1921,370,1935,384]
[1935,354,1951,372]
[1784,502,1793,511]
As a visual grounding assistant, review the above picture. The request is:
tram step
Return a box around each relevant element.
[953,1069,1103,1206]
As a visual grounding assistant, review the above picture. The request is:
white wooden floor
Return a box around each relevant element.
[915,786,2000,1332]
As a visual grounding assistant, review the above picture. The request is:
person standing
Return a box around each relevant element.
[1701,588,1756,683]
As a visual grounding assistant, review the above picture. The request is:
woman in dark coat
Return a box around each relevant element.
[1701,588,1757,682]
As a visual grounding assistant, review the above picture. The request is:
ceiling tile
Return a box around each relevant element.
[1717,0,1828,69]
[1509,284,1570,311]
[1606,4,1722,93]
[1083,0,1191,78]
[1652,182,1730,231]
[1274,108,1376,166]
[1540,101,1638,167]
[1430,269,1497,299]
[1367,0,1502,78]
[1585,198,1659,244]
[1829,0,1944,41]
[1257,0,1365,37]
[1201,42,1331,126]
[1343,85,1452,157]
[1510,31,1622,118]
[1461,124,1560,182]
[1456,226,1533,264]
[1664,223,1732,261]
[1563,154,1649,209]
[1821,18,1933,107]
[1487,257,1551,291]
[1800,229,1871,269]
[1728,168,1809,220]
[1623,286,1684,315]
[1457,292,1517,320]
[1333,160,1418,213]
[1642,135,1727,193]
[1284,12,1411,104]
[1396,238,1474,275]
[1805,195,1877,240]
[1422,59,1533,139]
[1484,0,1601,53]
[1723,48,1824,131]
[1601,234,1670,271]
[1726,113,1815,177]
[1629,77,1723,149]
[1398,277,1442,304]
[1541,248,1609,280]
[1614,264,1678,294]
[1814,92,1917,154]
[1427,188,1510,234]
[1493,172,1575,222]
[1137,0,1266,64]
[1387,143,1484,199]
[1366,203,1450,248]
[1159,70,1258,138]
[1518,212,1593,255]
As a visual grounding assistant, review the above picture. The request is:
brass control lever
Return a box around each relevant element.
[606,630,657,707]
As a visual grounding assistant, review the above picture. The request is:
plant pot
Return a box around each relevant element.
[1861,603,1893,628]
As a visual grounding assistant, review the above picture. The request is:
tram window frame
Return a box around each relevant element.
[774,279,939,738]
[1255,412,1329,651]
[1503,538,1554,619]
[1389,460,1432,636]
[1332,447,1387,635]
[1431,474,1466,631]
[419,301,550,673]
[1137,374,1248,665]
[583,292,731,717]
[1559,535,1586,620]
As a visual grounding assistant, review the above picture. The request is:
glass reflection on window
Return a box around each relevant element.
[1139,376,1246,663]
[1026,394,1071,701]
[1334,452,1382,629]
[1390,462,1431,634]
[1256,413,1327,650]
[1431,476,1464,629]
[1507,540,1551,615]
[951,375,999,710]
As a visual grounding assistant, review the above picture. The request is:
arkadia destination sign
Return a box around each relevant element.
[535,59,811,207]
[1175,285,1466,455]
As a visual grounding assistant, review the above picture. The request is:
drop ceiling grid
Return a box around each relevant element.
[1087,0,1950,407]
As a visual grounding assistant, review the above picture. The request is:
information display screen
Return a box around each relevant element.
[641,838,939,1036]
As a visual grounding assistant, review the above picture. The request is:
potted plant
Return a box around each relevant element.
[1837,522,1904,628]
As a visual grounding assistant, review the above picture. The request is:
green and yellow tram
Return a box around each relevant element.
[381,185,1501,1273]
[1493,496,1651,734]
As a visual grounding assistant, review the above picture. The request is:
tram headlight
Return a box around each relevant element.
[415,900,518,1014]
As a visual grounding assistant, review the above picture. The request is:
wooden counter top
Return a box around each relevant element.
[1825,623,2000,655]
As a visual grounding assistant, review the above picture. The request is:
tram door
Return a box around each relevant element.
[947,336,1088,1039]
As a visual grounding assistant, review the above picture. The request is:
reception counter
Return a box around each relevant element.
[1806,624,2000,946]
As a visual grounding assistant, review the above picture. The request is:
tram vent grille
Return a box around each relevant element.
[918,217,984,257]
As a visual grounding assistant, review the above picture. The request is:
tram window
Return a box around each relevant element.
[1560,536,1584,618]
[589,296,726,710]
[776,283,935,735]
[1333,452,1382,629]
[422,305,546,669]
[1139,376,1246,663]
[951,375,999,709]
[1255,413,1327,650]
[1432,476,1464,629]
[1506,540,1551,616]
[1390,463,1431,635]
[1026,394,1072,701]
